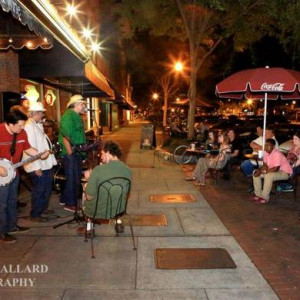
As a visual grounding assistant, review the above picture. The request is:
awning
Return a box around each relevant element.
[0,0,53,49]
[19,40,114,98]
[85,62,114,98]
[106,80,133,109]
[17,0,89,62]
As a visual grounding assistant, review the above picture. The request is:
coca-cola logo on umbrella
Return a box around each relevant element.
[261,83,285,91]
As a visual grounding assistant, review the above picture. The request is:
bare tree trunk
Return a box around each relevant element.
[163,94,168,127]
[187,47,197,140]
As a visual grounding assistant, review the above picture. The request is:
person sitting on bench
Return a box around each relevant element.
[252,139,292,204]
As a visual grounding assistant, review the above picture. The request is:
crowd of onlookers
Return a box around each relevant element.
[181,120,300,205]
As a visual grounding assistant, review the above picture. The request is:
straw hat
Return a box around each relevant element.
[66,94,86,108]
[28,102,46,112]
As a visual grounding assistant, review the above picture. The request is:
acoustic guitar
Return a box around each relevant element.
[0,151,49,187]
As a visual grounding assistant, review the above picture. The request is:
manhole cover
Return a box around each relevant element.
[154,248,236,269]
[150,194,196,203]
[121,214,167,226]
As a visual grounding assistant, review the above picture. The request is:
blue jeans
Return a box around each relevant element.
[60,153,82,206]
[293,166,300,176]
[241,160,257,177]
[30,169,53,218]
[0,175,19,235]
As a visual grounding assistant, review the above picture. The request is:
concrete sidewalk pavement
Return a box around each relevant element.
[0,122,278,299]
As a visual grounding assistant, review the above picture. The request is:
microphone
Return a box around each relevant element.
[84,108,97,112]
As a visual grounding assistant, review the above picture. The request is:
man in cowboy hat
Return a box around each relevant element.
[24,102,57,222]
[58,94,87,212]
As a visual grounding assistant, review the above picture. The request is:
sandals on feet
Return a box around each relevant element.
[249,196,261,202]
[185,176,196,181]
[255,197,268,204]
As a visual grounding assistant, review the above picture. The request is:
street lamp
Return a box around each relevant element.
[174,61,183,72]
[152,93,159,100]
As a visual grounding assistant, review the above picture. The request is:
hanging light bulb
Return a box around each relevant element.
[66,3,77,16]
[8,37,13,43]
[82,28,92,39]
[91,42,101,53]
[26,41,33,48]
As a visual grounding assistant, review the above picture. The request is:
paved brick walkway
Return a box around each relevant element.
[182,164,300,300]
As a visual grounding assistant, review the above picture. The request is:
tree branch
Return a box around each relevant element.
[196,36,223,70]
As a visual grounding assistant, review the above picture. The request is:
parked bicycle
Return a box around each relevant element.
[173,141,220,164]
[173,141,203,164]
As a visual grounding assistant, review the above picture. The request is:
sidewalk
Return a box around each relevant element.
[0,122,278,300]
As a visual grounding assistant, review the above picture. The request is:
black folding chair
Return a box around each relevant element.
[84,177,136,258]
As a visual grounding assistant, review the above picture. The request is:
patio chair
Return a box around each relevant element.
[83,177,136,258]
[274,173,299,202]
[208,148,232,185]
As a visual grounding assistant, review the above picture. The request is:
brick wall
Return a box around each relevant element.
[0,50,20,93]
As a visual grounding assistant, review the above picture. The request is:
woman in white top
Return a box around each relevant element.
[24,102,57,222]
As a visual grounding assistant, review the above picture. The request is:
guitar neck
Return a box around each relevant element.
[74,141,101,152]
[13,153,43,169]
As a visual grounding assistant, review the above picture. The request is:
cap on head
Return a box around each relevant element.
[28,102,46,112]
[66,94,86,108]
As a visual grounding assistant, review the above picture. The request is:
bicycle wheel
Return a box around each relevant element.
[181,150,194,164]
[173,145,192,164]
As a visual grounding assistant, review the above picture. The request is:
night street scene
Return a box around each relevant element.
[1,1,300,299]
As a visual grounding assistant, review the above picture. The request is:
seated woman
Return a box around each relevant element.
[278,131,300,192]
[205,130,218,150]
[186,132,231,185]
[287,131,300,172]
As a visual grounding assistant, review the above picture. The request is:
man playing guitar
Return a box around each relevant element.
[58,94,87,212]
[0,107,49,243]
[24,102,57,223]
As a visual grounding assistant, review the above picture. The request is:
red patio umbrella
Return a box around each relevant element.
[215,67,300,149]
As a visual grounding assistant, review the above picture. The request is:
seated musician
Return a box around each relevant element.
[185,132,231,185]
[81,141,132,233]
[0,108,49,243]
[252,139,292,204]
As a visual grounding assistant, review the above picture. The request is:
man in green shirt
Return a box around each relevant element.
[58,94,86,212]
[83,141,132,230]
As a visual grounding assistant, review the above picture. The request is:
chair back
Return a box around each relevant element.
[93,177,131,220]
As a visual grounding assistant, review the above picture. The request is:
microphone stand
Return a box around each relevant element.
[90,109,101,166]
[53,109,101,229]
[53,149,85,229]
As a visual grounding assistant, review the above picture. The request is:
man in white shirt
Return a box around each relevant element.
[24,102,57,222]
[241,127,278,177]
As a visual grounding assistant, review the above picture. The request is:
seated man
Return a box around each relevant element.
[170,119,183,137]
[241,127,278,177]
[251,139,292,204]
[195,121,208,142]
[82,141,132,232]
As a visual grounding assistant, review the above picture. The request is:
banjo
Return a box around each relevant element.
[0,151,49,187]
